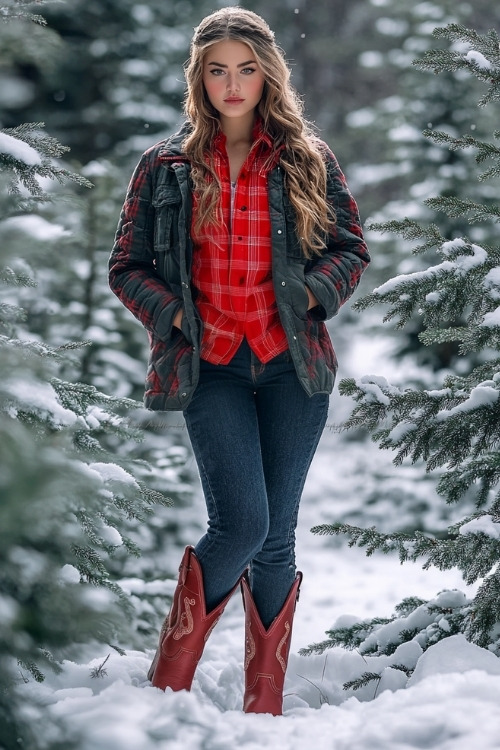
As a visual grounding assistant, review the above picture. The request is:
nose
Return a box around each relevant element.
[226,73,240,92]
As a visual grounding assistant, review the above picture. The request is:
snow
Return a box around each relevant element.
[388,123,422,142]
[358,50,384,68]
[387,421,416,442]
[16,384,499,749]
[20,624,500,750]
[436,383,499,420]
[131,4,154,24]
[59,564,82,584]
[99,524,123,546]
[0,131,42,166]
[456,244,487,271]
[483,268,500,300]
[459,515,500,540]
[0,594,18,624]
[121,59,156,77]
[375,17,409,36]
[408,634,500,685]
[5,378,80,428]
[358,590,468,656]
[0,214,70,241]
[10,320,500,748]
[88,461,139,486]
[373,244,487,297]
[81,160,110,178]
[356,374,401,405]
[481,307,500,328]
[425,291,441,303]
[465,50,492,70]
[441,238,467,256]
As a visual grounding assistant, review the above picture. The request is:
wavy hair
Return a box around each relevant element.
[183,6,335,258]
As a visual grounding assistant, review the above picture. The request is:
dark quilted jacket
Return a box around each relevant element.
[109,123,370,411]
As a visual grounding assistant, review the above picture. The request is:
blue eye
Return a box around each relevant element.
[241,67,256,75]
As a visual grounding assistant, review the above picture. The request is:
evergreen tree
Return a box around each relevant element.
[342,0,500,372]
[0,5,174,747]
[304,24,500,689]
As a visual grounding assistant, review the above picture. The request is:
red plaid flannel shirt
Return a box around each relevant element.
[191,122,289,365]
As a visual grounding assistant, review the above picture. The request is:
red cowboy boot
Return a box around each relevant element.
[241,571,302,715]
[148,546,239,691]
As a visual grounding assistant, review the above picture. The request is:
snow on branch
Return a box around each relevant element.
[0,124,93,197]
[0,131,42,166]
[415,24,500,107]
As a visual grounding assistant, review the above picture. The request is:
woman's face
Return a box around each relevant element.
[202,40,265,124]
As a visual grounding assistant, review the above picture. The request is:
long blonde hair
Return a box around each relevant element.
[183,6,334,258]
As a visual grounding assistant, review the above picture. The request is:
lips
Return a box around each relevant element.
[224,97,245,104]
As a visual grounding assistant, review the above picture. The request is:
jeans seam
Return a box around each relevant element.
[285,398,328,556]
[184,413,221,535]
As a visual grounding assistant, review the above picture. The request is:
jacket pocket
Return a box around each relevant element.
[152,186,181,253]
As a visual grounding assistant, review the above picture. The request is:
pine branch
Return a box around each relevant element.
[343,672,381,692]
[311,522,500,585]
[363,219,444,256]
[138,482,173,508]
[0,264,36,287]
[0,0,48,26]
[415,25,500,105]
[394,597,427,616]
[17,659,45,683]
[468,571,500,645]
[310,522,419,563]
[299,617,393,656]
[389,663,413,678]
[89,654,110,679]
[425,196,500,223]
[418,327,468,346]
[0,124,93,198]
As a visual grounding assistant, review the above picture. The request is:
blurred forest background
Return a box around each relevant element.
[1,2,500,746]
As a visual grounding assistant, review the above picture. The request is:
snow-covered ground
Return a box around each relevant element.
[18,377,500,750]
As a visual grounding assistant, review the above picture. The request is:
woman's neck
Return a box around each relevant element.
[219,112,255,148]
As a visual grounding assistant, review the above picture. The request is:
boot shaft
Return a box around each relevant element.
[149,546,240,691]
[241,572,302,715]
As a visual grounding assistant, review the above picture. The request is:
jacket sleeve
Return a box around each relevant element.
[304,148,370,321]
[108,147,183,341]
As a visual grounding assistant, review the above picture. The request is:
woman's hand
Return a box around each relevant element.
[305,285,319,311]
[173,307,184,330]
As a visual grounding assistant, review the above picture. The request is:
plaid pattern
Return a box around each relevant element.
[109,122,371,411]
[192,122,288,365]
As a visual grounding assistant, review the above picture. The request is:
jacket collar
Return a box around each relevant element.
[159,121,192,161]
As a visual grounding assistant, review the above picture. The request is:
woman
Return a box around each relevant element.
[109,6,370,715]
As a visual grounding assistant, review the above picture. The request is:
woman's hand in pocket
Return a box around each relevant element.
[305,285,319,311]
[173,307,184,330]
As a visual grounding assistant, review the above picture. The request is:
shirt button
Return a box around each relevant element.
[240,206,247,211]
[281,281,286,286]
[277,229,282,235]
[238,236,242,241]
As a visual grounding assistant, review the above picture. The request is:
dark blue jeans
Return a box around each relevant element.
[183,339,329,628]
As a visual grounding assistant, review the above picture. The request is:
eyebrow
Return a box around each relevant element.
[207,60,256,68]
